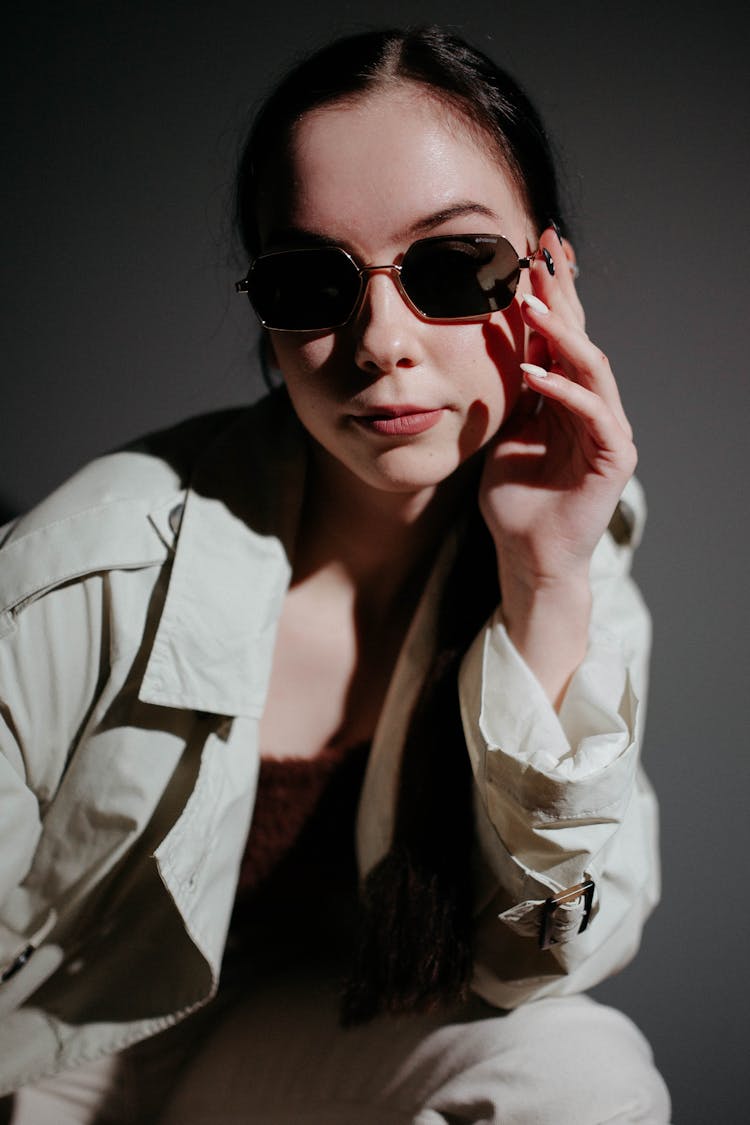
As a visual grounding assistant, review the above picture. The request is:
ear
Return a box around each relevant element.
[561,237,579,279]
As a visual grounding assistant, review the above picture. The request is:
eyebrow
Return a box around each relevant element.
[263,201,502,254]
[403,201,501,237]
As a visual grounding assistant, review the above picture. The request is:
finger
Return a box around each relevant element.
[519,296,632,437]
[520,364,637,466]
[524,328,551,372]
[532,228,586,330]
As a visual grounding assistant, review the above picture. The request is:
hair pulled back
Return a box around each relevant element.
[235,25,566,258]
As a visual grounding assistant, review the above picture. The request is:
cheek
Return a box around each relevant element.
[271,336,339,415]
[269,336,345,444]
[480,307,526,416]
[434,323,521,456]
[271,334,334,379]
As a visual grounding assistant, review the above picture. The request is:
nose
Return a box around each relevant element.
[352,268,423,375]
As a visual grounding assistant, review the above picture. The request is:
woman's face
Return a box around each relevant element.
[256,84,537,497]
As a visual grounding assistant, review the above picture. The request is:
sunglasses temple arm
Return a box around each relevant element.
[518,248,544,270]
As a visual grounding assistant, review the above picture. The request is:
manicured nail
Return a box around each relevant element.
[550,219,563,245]
[542,247,555,276]
[521,293,550,315]
[520,362,549,379]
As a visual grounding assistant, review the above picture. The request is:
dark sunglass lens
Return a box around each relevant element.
[402,236,520,319]
[249,248,359,330]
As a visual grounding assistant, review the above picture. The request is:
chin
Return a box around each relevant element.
[353,446,464,494]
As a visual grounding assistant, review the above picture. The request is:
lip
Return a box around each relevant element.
[352,405,446,436]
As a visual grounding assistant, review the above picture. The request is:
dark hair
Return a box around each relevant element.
[235,25,566,260]
[342,501,499,1023]
[234,27,565,1021]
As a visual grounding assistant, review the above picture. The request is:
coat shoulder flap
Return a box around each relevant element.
[0,408,247,632]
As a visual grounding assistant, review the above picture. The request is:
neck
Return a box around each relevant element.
[293,441,474,607]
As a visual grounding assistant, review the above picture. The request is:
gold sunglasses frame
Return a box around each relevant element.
[235,234,541,331]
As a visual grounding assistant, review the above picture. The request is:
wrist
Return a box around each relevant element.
[499,573,592,709]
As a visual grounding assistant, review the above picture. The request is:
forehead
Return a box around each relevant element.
[256,85,531,252]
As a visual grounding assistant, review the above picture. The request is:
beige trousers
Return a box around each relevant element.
[3,978,671,1124]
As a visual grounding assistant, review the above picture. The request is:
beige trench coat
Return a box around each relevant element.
[0,391,660,1095]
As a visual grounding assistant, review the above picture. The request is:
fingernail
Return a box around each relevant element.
[521,293,550,315]
[549,219,563,245]
[542,247,555,276]
[520,362,549,379]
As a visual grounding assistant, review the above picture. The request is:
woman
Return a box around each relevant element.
[0,26,669,1124]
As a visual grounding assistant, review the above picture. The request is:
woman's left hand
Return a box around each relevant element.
[478,227,637,703]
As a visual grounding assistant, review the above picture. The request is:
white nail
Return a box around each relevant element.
[520,362,549,379]
[521,293,550,315]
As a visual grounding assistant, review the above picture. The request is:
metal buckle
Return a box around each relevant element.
[539,879,595,950]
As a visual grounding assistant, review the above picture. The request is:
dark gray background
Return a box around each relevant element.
[3,1,748,1119]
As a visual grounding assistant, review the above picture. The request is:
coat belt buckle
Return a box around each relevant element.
[539,879,595,950]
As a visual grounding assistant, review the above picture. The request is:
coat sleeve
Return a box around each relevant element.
[0,572,108,977]
[458,477,661,1007]
[0,475,172,983]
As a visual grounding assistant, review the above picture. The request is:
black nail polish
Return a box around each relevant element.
[542,247,555,276]
[549,219,563,245]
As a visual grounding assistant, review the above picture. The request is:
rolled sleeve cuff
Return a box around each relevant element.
[460,609,641,932]
[470,608,637,793]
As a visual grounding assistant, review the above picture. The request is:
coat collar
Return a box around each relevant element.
[139,392,307,716]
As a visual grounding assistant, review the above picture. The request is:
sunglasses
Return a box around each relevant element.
[235,233,540,332]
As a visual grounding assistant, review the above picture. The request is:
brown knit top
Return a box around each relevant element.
[227,741,371,972]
